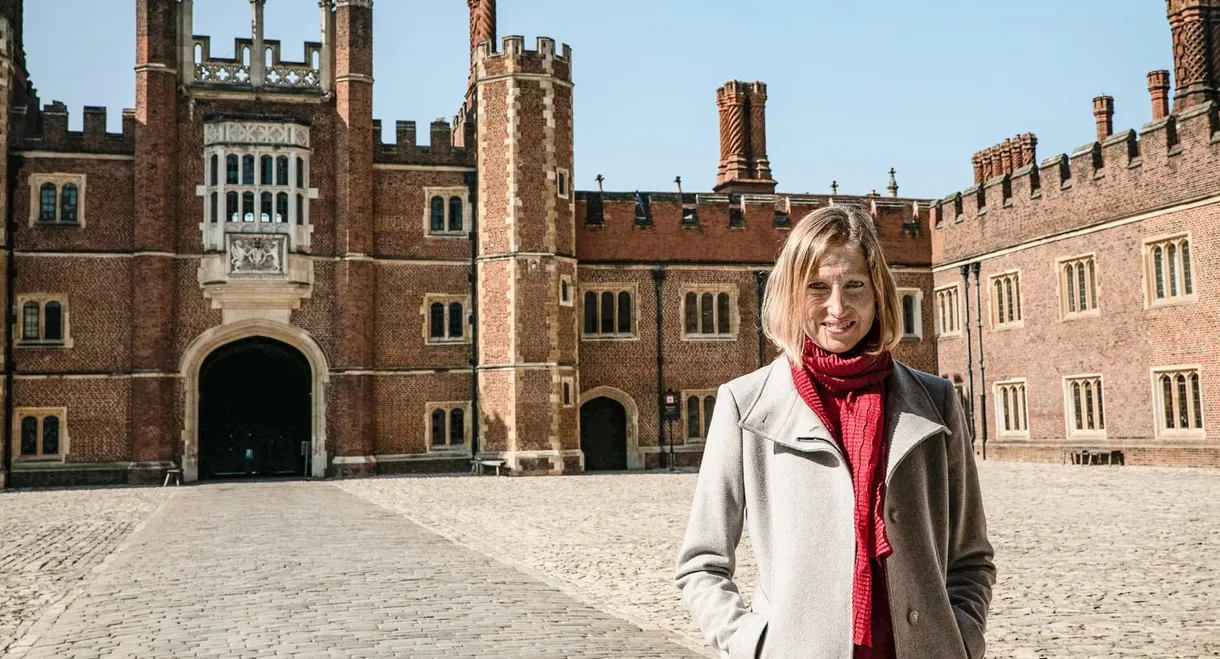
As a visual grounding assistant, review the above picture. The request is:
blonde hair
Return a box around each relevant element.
[761,206,902,363]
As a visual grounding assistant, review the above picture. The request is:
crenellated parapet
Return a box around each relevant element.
[12,101,134,154]
[190,36,324,91]
[933,102,1220,263]
[473,36,572,84]
[576,190,931,265]
[372,118,474,166]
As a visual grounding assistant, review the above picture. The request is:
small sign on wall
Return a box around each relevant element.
[663,390,680,421]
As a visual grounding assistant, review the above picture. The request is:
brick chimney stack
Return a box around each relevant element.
[1093,95,1114,142]
[467,0,495,93]
[1148,70,1171,120]
[714,80,776,194]
[1167,0,1219,112]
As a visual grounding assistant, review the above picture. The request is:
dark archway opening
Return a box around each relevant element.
[198,336,311,479]
[580,397,627,471]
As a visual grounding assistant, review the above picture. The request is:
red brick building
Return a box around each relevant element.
[0,1,1213,487]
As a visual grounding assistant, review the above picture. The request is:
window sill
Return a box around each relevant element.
[426,231,468,239]
[991,321,1025,332]
[427,338,470,345]
[1066,430,1107,440]
[995,432,1030,440]
[427,445,472,457]
[681,333,738,341]
[1061,310,1101,322]
[1154,429,1206,441]
[581,334,638,341]
[33,221,82,229]
[11,455,65,464]
[935,331,962,340]
[1147,294,1198,310]
[901,334,922,342]
[17,340,70,349]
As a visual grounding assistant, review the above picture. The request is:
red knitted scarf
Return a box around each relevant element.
[789,323,894,650]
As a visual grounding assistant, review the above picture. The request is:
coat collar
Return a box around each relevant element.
[738,356,950,485]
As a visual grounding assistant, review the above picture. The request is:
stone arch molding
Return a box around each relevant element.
[579,385,642,470]
[179,319,330,482]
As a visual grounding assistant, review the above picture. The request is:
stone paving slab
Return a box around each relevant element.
[339,462,1220,659]
[0,486,170,654]
[9,481,705,659]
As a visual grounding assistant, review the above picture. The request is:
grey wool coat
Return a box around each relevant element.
[674,356,995,659]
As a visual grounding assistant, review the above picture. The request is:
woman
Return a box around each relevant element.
[674,207,994,659]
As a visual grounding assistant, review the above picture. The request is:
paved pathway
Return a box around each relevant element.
[7,481,705,659]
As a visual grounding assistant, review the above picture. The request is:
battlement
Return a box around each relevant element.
[372,118,474,167]
[933,101,1220,263]
[190,35,323,91]
[473,36,572,82]
[12,101,134,154]
[575,189,931,266]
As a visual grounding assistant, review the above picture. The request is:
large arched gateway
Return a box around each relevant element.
[197,337,312,479]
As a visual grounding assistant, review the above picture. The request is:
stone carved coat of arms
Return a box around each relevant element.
[229,235,286,275]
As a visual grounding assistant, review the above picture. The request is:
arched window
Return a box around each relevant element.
[39,183,57,222]
[210,192,218,223]
[242,191,255,222]
[1181,241,1193,295]
[1071,382,1082,430]
[42,416,59,455]
[430,303,445,339]
[22,301,40,341]
[430,196,445,232]
[276,193,288,224]
[1153,246,1165,298]
[297,157,305,188]
[227,191,239,223]
[617,291,631,334]
[59,184,78,223]
[260,155,274,185]
[686,396,700,439]
[19,416,36,456]
[211,154,219,186]
[583,292,597,334]
[703,396,716,437]
[1162,375,1174,428]
[448,197,463,232]
[1005,279,1014,322]
[1190,373,1202,428]
[44,302,63,342]
[242,155,255,185]
[717,293,730,334]
[226,154,239,184]
[600,292,614,334]
[260,192,273,222]
[276,156,289,186]
[448,302,463,338]
[431,409,445,446]
[684,292,698,334]
[1177,374,1189,428]
[296,193,305,225]
[449,408,465,446]
[1064,265,1076,312]
[700,292,714,334]
[1076,263,1087,310]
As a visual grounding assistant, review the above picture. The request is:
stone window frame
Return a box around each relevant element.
[993,378,1029,439]
[580,284,639,341]
[897,287,923,341]
[682,389,718,444]
[560,375,575,408]
[422,294,471,345]
[424,401,472,454]
[559,274,573,307]
[989,270,1024,330]
[1063,373,1106,439]
[1143,233,1196,309]
[11,407,68,462]
[14,294,72,348]
[1151,365,1205,439]
[28,173,86,227]
[1057,253,1100,320]
[423,186,470,238]
[949,378,969,413]
[934,284,961,337]
[556,167,570,199]
[679,284,739,341]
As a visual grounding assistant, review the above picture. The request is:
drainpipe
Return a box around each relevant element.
[1,155,19,487]
[754,270,768,369]
[467,171,479,460]
[959,264,976,448]
[652,266,666,469]
[972,262,988,459]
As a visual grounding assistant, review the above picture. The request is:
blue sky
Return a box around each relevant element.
[26,1,1168,199]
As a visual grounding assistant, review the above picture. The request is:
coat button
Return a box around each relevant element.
[888,509,899,523]
[908,610,920,625]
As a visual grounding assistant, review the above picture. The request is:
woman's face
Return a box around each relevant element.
[803,244,877,354]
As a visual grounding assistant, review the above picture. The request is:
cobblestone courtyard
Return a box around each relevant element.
[2,462,1217,658]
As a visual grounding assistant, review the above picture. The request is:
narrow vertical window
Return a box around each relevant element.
[449,408,465,446]
[260,192,273,222]
[617,291,632,334]
[1005,279,1014,322]
[260,155,274,185]
[44,301,62,342]
[583,292,597,334]
[1076,263,1086,311]
[684,292,698,334]
[1182,241,1193,295]
[1017,386,1026,430]
[1162,375,1175,428]
[448,196,463,232]
[703,396,716,437]
[1072,383,1082,430]
[211,154,219,185]
[1168,243,1179,296]
[1087,260,1097,308]
[1190,373,1202,429]
[700,292,714,334]
[1065,265,1076,312]
[39,183,57,222]
[600,292,614,334]
[242,155,255,185]
[276,156,289,186]
[1096,382,1105,430]
[1084,382,1095,430]
[296,193,305,225]
[242,191,255,222]
[1177,374,1189,428]
[20,416,37,455]
[993,280,1002,323]
[563,382,571,406]
[60,184,78,223]
[430,303,444,339]
[210,192,219,223]
[717,292,731,334]
[902,295,915,335]
[561,279,569,304]
[22,301,40,341]
[42,416,59,455]
[276,193,288,224]
[686,396,699,438]
[430,196,445,232]
[227,191,239,223]
[1002,387,1011,430]
[1014,277,1021,319]
[296,157,305,188]
[448,302,463,338]
[431,409,445,446]
[226,154,239,184]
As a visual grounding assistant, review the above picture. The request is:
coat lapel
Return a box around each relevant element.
[737,357,950,484]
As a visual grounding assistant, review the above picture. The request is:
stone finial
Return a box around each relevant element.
[595,174,604,192]
[674,176,682,193]
[1148,70,1171,120]
[1093,95,1115,142]
[887,168,898,197]
[831,180,838,195]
